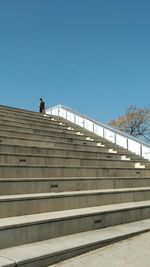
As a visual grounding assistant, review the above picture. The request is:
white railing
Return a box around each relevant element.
[46,105,150,160]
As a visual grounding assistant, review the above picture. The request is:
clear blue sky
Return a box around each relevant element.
[0,0,150,123]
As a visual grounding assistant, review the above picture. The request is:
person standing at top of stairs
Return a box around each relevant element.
[39,98,45,114]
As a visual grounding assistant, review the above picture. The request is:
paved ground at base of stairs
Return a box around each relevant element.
[50,231,150,267]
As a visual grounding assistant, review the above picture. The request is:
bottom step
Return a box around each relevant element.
[0,219,150,267]
[50,230,150,267]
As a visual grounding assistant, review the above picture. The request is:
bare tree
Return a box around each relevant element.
[109,106,150,143]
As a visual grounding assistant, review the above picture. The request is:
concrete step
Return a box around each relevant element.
[0,118,100,142]
[0,113,108,152]
[1,188,150,218]
[0,109,79,136]
[0,108,147,164]
[0,109,146,162]
[0,201,150,249]
[0,164,149,178]
[0,116,70,132]
[0,119,69,134]
[0,121,112,152]
[0,119,136,153]
[59,118,149,160]
[1,105,150,267]
[0,144,142,162]
[0,119,89,140]
[0,136,148,164]
[1,122,140,160]
[0,153,146,168]
[0,132,148,166]
[0,105,54,120]
[0,149,125,161]
[0,105,148,163]
[0,120,145,162]
[0,109,86,136]
[0,136,110,151]
[1,177,150,195]
[0,215,150,267]
[52,231,150,267]
[0,108,59,129]
[0,107,145,156]
[0,129,97,145]
[1,139,128,157]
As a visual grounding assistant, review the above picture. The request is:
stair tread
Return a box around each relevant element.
[0,200,150,228]
[0,164,149,170]
[0,218,150,266]
[0,176,150,181]
[0,152,147,164]
[0,257,15,267]
[1,187,150,201]
[0,143,137,155]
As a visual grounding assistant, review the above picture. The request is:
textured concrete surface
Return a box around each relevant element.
[0,219,149,267]
[0,257,15,267]
[50,231,150,267]
[0,105,150,267]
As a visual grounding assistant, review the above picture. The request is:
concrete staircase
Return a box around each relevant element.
[0,105,150,267]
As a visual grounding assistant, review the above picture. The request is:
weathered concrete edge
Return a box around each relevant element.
[0,256,16,267]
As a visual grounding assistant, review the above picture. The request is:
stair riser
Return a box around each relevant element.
[0,128,146,160]
[0,124,80,141]
[0,105,44,113]
[0,123,146,162]
[0,138,145,160]
[0,152,123,161]
[0,109,145,157]
[0,121,146,161]
[0,206,150,249]
[0,145,129,160]
[0,107,147,159]
[0,108,56,123]
[0,131,97,145]
[0,166,149,178]
[0,120,84,135]
[0,121,128,149]
[0,119,62,131]
[0,120,83,137]
[1,125,134,154]
[0,145,144,165]
[1,190,150,218]
[0,137,109,152]
[0,155,141,168]
[0,178,150,195]
[0,137,144,160]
